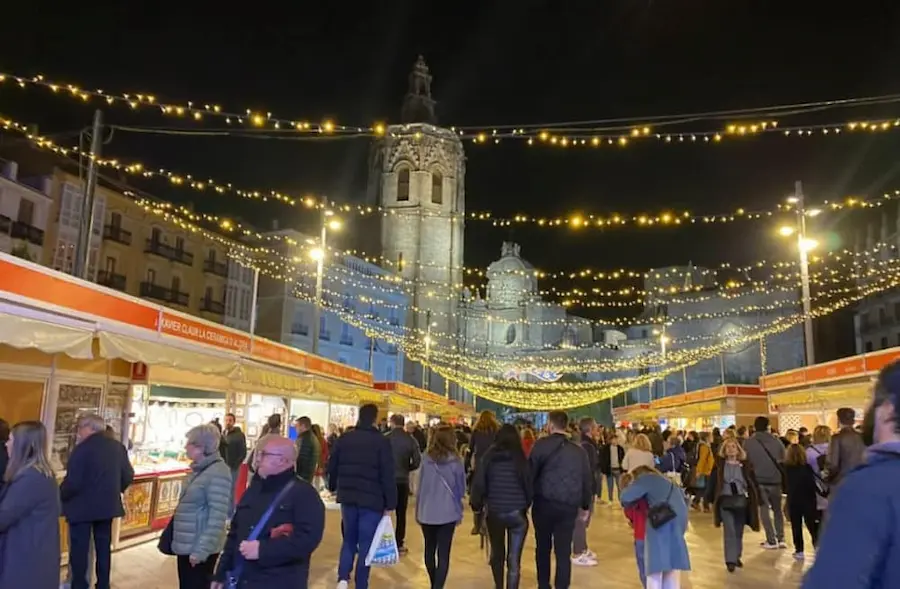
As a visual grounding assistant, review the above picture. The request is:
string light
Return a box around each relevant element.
[4,112,900,239]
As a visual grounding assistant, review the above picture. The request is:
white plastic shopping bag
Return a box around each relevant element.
[364,515,400,567]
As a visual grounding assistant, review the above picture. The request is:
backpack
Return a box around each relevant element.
[810,446,830,498]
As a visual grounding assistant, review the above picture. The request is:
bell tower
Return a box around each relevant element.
[369,56,467,401]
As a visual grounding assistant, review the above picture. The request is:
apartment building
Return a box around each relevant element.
[0,160,53,263]
[39,166,235,324]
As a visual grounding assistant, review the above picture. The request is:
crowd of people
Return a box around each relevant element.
[1,359,900,588]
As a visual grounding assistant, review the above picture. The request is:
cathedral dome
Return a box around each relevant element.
[486,242,538,307]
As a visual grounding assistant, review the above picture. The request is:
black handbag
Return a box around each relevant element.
[647,482,677,529]
[720,482,748,512]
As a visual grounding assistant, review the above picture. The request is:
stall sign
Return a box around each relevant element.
[131,362,149,383]
[159,312,251,353]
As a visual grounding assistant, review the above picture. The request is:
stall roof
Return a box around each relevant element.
[0,254,373,387]
[650,384,763,410]
[759,347,900,393]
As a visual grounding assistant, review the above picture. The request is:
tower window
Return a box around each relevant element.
[397,168,410,201]
[432,171,443,205]
[397,252,404,272]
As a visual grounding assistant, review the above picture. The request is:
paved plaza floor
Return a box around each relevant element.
[104,500,812,588]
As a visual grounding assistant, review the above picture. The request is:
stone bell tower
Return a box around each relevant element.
[368,56,467,400]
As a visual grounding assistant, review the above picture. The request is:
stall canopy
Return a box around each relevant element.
[761,347,900,412]
[0,254,375,399]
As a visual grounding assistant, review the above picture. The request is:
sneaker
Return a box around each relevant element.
[760,541,779,549]
[336,581,349,589]
[571,553,598,566]
[726,562,736,573]
[793,552,805,561]
[584,550,597,560]
[778,541,789,549]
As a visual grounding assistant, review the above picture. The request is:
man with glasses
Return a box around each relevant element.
[214,435,325,589]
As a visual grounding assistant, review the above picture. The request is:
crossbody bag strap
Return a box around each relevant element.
[758,439,784,476]
[230,479,296,583]
[535,439,567,482]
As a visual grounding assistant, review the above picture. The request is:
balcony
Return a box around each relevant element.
[97,270,126,291]
[103,224,132,246]
[0,215,10,234]
[145,239,194,266]
[200,297,225,314]
[203,258,228,277]
[140,282,189,306]
[11,221,44,246]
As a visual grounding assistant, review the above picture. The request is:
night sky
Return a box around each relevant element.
[3,2,900,322]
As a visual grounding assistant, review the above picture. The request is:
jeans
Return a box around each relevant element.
[396,482,410,548]
[66,526,94,587]
[487,510,529,589]
[606,471,621,501]
[788,503,819,553]
[532,501,577,589]
[634,540,647,588]
[176,553,218,589]
[757,484,785,544]
[338,505,383,589]
[421,522,456,589]
[69,519,113,589]
[720,505,746,564]
[572,502,593,555]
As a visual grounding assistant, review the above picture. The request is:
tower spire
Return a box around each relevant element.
[401,55,437,124]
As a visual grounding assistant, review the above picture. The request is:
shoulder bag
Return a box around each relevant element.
[720,480,748,512]
[225,479,296,589]
[157,460,218,555]
[647,481,677,529]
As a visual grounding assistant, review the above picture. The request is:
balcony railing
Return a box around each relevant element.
[140,282,189,306]
[0,215,10,234]
[11,221,44,246]
[201,298,225,314]
[145,239,194,266]
[203,258,228,277]
[97,270,126,291]
[103,224,132,246]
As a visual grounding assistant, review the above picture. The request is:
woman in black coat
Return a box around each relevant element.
[470,424,533,589]
[0,420,61,589]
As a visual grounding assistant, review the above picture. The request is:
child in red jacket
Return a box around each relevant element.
[622,470,649,588]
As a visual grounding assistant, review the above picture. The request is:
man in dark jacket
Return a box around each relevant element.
[294,416,320,483]
[386,414,421,554]
[572,417,599,566]
[61,414,134,589]
[828,407,866,485]
[213,436,325,589]
[529,411,593,589]
[222,412,248,514]
[327,403,397,589]
[0,418,8,492]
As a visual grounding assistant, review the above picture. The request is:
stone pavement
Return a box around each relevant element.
[104,500,812,588]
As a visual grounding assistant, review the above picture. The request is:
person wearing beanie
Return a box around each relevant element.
[327,404,397,589]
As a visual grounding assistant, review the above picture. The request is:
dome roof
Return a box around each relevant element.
[486,242,538,305]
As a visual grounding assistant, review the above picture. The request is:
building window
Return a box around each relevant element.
[109,211,122,229]
[104,256,116,273]
[397,168,410,201]
[397,252,404,272]
[204,286,213,302]
[865,341,874,353]
[340,322,352,345]
[342,293,353,312]
[505,324,517,345]
[60,183,83,229]
[431,171,443,204]
[171,276,181,293]
[385,364,395,382]
[879,307,888,325]
[151,227,162,243]
[319,314,329,340]
[175,236,185,252]
[17,199,34,225]
[881,336,889,350]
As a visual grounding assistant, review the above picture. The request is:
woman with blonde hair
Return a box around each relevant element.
[417,425,466,589]
[712,437,760,573]
[0,421,61,589]
[623,433,657,472]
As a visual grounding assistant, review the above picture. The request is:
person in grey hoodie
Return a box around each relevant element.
[416,425,466,589]
[742,416,787,549]
[386,414,421,554]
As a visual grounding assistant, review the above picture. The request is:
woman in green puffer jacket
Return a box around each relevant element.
[171,424,233,589]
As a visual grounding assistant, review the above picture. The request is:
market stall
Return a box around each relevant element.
[0,253,379,556]
[611,403,655,428]
[761,347,900,433]
[649,385,768,431]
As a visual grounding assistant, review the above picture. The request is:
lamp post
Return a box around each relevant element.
[310,203,341,356]
[780,181,819,367]
[422,312,438,391]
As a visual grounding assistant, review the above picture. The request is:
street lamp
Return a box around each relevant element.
[779,181,816,366]
[311,200,341,356]
[423,319,438,390]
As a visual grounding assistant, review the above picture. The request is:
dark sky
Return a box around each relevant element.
[3,1,900,320]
